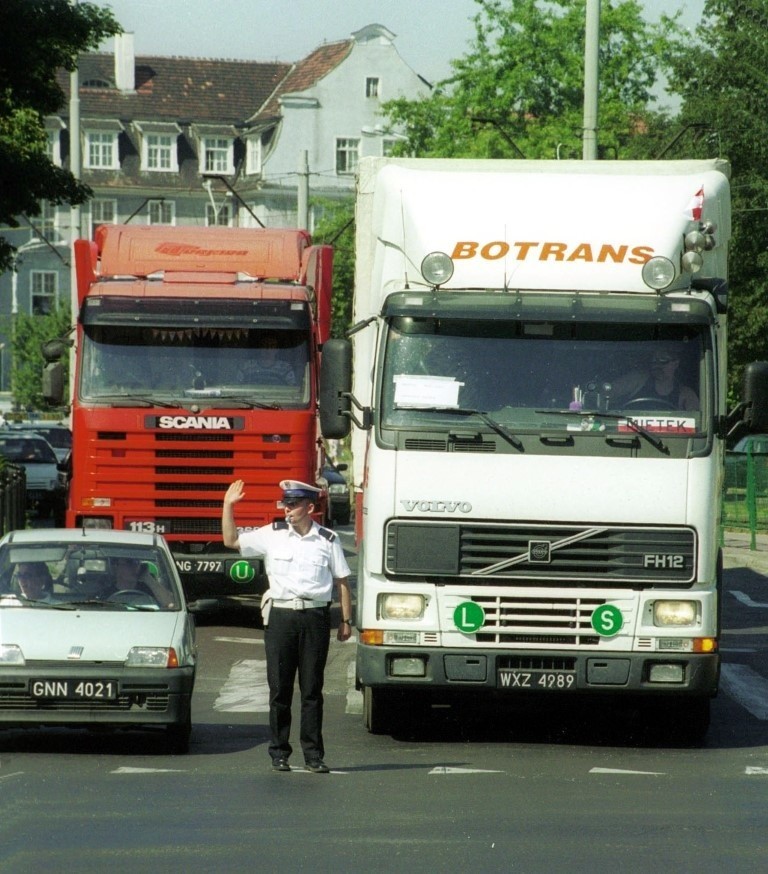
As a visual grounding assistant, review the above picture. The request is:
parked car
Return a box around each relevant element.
[322,463,351,526]
[0,528,203,752]
[0,431,67,519]
[26,422,72,464]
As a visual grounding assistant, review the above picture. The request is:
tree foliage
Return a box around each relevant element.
[312,198,356,337]
[384,0,685,161]
[12,304,71,412]
[0,0,120,272]
[666,0,768,399]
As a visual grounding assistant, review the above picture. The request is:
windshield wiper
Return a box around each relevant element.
[413,407,524,451]
[535,409,669,455]
[95,394,178,408]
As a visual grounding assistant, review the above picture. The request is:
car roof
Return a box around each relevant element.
[0,528,162,548]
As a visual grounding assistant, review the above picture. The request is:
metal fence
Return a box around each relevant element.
[722,451,768,546]
[0,462,27,535]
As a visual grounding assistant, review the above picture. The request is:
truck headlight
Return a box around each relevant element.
[378,593,425,620]
[0,644,25,665]
[653,600,697,627]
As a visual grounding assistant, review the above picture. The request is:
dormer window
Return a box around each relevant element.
[82,120,123,170]
[366,77,380,98]
[135,121,181,172]
[192,124,237,177]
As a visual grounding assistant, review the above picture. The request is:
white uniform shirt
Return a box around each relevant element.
[239,521,351,601]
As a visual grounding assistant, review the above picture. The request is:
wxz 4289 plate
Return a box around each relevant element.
[498,669,577,691]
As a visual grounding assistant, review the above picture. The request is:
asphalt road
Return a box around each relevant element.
[1,531,768,872]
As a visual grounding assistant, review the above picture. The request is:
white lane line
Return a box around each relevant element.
[213,658,269,713]
[429,767,505,775]
[720,663,768,720]
[346,661,362,714]
[112,767,186,774]
[745,767,768,775]
[590,768,665,776]
[214,636,264,645]
[0,772,24,781]
[731,590,768,609]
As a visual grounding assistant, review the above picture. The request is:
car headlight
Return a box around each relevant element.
[328,484,347,495]
[0,644,25,665]
[126,646,179,668]
[653,600,698,627]
[378,593,425,620]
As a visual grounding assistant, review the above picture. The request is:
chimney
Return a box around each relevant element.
[114,32,136,93]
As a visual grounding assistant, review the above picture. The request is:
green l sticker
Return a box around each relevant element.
[454,601,485,633]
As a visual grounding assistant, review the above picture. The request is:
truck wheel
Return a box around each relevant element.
[363,686,393,734]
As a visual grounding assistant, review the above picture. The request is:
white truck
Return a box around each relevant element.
[320,157,768,740]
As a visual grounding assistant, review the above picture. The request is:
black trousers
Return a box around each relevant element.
[264,605,331,761]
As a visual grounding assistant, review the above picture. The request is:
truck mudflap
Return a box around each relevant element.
[357,644,720,696]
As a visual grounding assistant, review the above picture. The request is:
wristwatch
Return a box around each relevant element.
[341,618,351,625]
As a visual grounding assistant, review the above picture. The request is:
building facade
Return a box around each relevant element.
[0,24,430,396]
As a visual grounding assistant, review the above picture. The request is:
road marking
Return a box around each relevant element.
[429,767,505,775]
[213,658,269,712]
[731,590,768,609]
[112,767,186,774]
[0,772,24,781]
[720,663,768,720]
[745,767,768,775]
[346,661,362,714]
[214,636,263,645]
[590,768,665,776]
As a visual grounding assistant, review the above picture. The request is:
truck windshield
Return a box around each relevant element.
[380,316,709,436]
[80,325,311,407]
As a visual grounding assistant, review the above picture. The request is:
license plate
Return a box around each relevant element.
[30,679,118,700]
[174,558,225,574]
[498,670,577,691]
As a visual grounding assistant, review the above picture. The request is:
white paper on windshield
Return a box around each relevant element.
[393,374,463,409]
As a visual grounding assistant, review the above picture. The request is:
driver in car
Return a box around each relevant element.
[612,344,699,411]
[112,557,177,608]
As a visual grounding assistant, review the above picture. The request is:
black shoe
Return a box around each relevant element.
[271,756,291,772]
[304,758,330,774]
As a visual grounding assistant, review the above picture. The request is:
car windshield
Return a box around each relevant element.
[0,542,181,610]
[79,323,311,408]
[380,316,709,438]
[0,435,57,465]
[33,428,72,450]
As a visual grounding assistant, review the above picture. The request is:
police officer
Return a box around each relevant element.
[222,478,352,773]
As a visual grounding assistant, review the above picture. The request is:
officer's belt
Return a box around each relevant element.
[271,598,330,610]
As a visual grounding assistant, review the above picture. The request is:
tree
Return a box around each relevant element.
[384,0,685,161]
[666,0,768,401]
[12,304,72,411]
[312,198,356,337]
[0,0,120,272]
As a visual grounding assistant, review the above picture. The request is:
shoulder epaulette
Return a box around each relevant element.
[318,526,336,542]
[272,520,289,530]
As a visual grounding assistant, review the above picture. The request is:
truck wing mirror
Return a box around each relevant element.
[42,361,64,407]
[742,361,768,432]
[319,338,371,437]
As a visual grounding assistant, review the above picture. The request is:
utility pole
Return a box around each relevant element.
[297,150,309,229]
[582,0,600,160]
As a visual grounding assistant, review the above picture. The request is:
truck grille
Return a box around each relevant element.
[385,521,696,586]
[471,594,604,646]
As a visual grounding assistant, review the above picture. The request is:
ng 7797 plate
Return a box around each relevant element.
[498,669,577,691]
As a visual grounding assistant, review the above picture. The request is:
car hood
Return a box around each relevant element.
[0,607,184,662]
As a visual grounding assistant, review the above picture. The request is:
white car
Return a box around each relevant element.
[0,528,205,753]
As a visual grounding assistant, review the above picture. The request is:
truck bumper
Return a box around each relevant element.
[357,644,719,697]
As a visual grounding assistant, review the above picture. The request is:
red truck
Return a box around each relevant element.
[43,224,333,610]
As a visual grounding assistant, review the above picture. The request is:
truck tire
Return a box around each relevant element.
[362,686,393,734]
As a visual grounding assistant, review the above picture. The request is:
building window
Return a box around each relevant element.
[366,77,380,98]
[206,202,232,227]
[31,271,58,315]
[202,137,233,174]
[90,199,117,236]
[382,138,399,157]
[84,131,119,169]
[245,137,262,175]
[37,201,57,238]
[46,130,61,166]
[335,138,360,175]
[148,200,175,225]
[144,133,177,171]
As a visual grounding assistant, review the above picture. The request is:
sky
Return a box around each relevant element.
[92,0,707,87]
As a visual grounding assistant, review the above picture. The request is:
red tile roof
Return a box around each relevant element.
[56,54,292,125]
